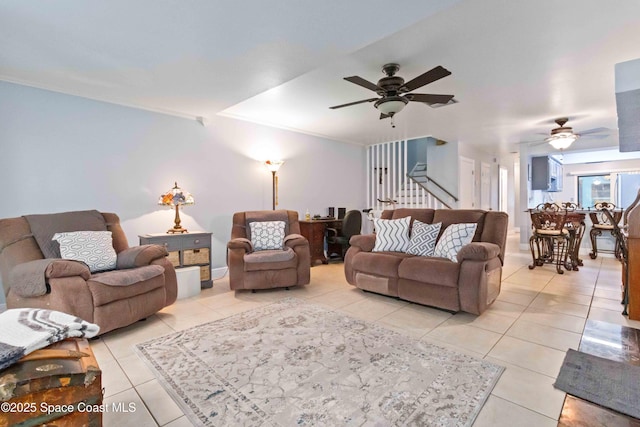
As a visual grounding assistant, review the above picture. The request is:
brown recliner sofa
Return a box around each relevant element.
[344,208,508,315]
[227,210,310,290]
[0,210,177,335]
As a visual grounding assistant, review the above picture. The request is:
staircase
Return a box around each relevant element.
[407,162,458,208]
[366,139,458,213]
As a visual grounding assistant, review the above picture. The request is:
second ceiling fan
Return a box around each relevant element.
[329,63,455,127]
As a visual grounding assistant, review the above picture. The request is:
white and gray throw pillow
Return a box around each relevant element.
[52,230,117,273]
[407,221,442,256]
[433,223,477,262]
[250,221,286,251]
[373,216,411,252]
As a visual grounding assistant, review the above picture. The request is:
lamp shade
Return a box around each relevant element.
[158,182,194,206]
[264,160,284,172]
[375,97,408,115]
[546,133,578,150]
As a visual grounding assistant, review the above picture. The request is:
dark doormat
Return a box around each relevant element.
[554,348,640,420]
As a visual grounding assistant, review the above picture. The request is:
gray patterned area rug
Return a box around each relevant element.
[135,298,504,426]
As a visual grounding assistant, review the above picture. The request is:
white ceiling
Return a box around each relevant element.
[2,0,640,155]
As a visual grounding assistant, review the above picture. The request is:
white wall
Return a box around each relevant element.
[0,81,366,304]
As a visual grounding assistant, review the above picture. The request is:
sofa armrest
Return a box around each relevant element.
[9,259,90,297]
[116,244,168,269]
[457,242,501,263]
[227,238,252,252]
[284,233,307,249]
[349,234,376,252]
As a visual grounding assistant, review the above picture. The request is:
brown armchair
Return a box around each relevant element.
[227,210,310,291]
[0,210,177,335]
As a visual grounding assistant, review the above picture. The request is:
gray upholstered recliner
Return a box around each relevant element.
[227,210,310,291]
[0,210,177,335]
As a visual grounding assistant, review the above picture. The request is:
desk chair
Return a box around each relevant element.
[326,210,362,260]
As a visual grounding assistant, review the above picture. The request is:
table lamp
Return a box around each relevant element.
[158,182,194,233]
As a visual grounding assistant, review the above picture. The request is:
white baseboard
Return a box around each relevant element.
[211,267,228,281]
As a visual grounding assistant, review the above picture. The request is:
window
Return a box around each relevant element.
[577,175,611,208]
[577,172,640,209]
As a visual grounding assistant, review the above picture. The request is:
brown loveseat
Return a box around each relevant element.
[344,208,508,315]
[227,210,310,291]
[0,210,177,335]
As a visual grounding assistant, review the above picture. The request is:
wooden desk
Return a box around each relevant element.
[299,219,341,266]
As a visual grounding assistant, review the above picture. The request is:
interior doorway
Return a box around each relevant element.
[499,166,508,213]
[459,156,476,208]
[481,162,491,210]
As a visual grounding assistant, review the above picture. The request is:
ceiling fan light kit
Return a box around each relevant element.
[329,63,455,127]
[545,118,579,150]
[375,96,408,115]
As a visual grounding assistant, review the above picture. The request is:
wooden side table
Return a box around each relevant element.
[299,219,342,266]
[139,231,213,288]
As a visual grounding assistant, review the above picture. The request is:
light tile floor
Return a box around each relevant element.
[92,233,640,426]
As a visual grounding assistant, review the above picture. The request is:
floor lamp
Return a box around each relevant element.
[264,160,284,210]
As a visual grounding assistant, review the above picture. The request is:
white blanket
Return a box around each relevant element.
[0,308,99,370]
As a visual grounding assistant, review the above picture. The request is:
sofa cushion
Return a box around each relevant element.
[250,221,286,251]
[53,230,117,273]
[352,251,413,278]
[372,217,411,252]
[433,223,477,262]
[88,267,166,306]
[406,221,441,256]
[398,257,460,288]
[244,248,297,271]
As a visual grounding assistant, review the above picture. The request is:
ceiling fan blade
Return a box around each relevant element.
[344,76,381,92]
[380,113,390,120]
[579,127,609,135]
[406,93,454,104]
[400,66,451,92]
[329,98,378,109]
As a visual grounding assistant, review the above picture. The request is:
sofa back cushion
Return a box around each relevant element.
[24,210,108,259]
[381,209,435,230]
[232,210,301,240]
[432,209,486,241]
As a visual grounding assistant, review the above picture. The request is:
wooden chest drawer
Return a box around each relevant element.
[200,265,211,281]
[183,248,209,265]
[0,339,102,427]
[167,251,180,267]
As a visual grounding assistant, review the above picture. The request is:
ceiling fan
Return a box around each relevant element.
[527,117,609,150]
[329,63,455,127]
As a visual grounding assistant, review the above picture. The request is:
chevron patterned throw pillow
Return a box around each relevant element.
[372,216,411,252]
[406,220,442,256]
[433,223,477,262]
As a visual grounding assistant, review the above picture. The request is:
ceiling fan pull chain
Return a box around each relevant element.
[391,115,396,128]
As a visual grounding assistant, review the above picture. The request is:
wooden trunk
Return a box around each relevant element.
[0,339,102,427]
